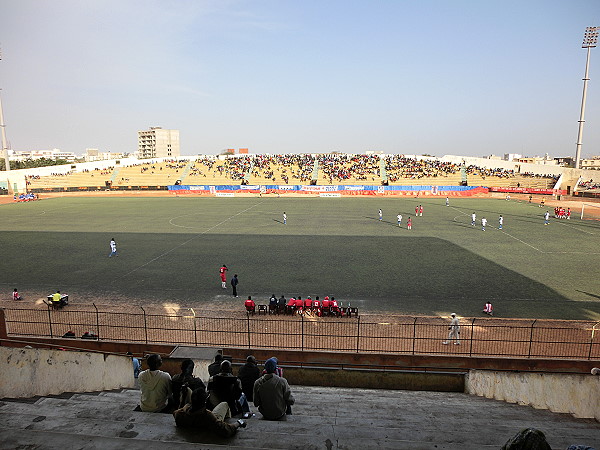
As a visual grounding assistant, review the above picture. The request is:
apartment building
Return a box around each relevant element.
[137,127,180,159]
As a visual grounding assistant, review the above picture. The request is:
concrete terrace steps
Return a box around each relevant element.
[0,386,598,449]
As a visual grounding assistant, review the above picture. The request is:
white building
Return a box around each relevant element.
[581,157,600,170]
[84,148,125,162]
[137,127,180,159]
[8,149,77,162]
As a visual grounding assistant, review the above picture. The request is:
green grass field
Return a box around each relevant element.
[1,196,599,320]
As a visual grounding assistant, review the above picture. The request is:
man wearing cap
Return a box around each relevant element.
[253,357,294,420]
[443,313,461,345]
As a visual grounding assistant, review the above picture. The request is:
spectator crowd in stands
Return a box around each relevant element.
[23,153,562,189]
[138,352,294,436]
[385,155,460,181]
[579,179,600,190]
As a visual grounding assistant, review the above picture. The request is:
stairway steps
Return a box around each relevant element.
[1,385,598,449]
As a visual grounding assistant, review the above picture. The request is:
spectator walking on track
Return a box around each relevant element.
[443,313,460,345]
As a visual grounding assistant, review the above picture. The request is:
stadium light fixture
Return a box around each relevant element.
[575,27,599,169]
[0,46,10,173]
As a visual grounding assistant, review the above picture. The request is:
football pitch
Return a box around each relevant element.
[1,195,599,320]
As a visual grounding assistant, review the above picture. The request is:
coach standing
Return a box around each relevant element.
[231,274,239,298]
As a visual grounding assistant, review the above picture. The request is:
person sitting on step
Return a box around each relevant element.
[173,388,246,437]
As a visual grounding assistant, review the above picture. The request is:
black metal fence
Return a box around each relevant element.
[2,305,599,360]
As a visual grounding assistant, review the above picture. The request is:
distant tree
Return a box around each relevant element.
[0,158,70,171]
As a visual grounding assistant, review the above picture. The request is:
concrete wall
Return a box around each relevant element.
[466,369,600,421]
[0,347,135,398]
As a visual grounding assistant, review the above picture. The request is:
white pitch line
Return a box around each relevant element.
[553,219,596,235]
[492,230,544,253]
[116,201,263,280]
[545,251,600,254]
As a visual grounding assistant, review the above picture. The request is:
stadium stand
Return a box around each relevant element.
[23,153,564,191]
[317,154,381,185]
[1,352,598,449]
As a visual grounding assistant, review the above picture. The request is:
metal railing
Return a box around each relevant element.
[2,305,599,360]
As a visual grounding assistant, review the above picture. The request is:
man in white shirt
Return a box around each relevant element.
[443,313,460,345]
[109,238,118,257]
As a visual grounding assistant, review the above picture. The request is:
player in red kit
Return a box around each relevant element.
[219,264,228,289]
[407,217,412,230]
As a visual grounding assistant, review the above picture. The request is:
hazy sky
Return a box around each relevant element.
[1,0,599,158]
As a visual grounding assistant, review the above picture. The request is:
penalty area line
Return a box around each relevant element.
[115,201,264,281]
[497,230,544,253]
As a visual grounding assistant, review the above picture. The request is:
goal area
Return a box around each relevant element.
[580,202,600,220]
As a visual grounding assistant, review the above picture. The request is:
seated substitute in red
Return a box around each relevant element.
[294,297,304,313]
[304,296,313,308]
[245,296,255,313]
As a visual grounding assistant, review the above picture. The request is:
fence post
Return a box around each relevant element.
[469,318,476,357]
[47,305,53,338]
[93,303,100,340]
[589,321,599,360]
[0,309,7,340]
[528,319,537,358]
[191,308,197,346]
[356,316,361,353]
[141,306,148,345]
[247,313,251,349]
[412,317,417,355]
[301,314,304,352]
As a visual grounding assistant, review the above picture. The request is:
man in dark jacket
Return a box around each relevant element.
[207,360,249,415]
[208,353,224,377]
[237,355,261,402]
[173,388,246,437]
[171,359,206,408]
[231,274,239,297]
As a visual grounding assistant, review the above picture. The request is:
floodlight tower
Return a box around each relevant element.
[0,47,10,173]
[575,27,599,169]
